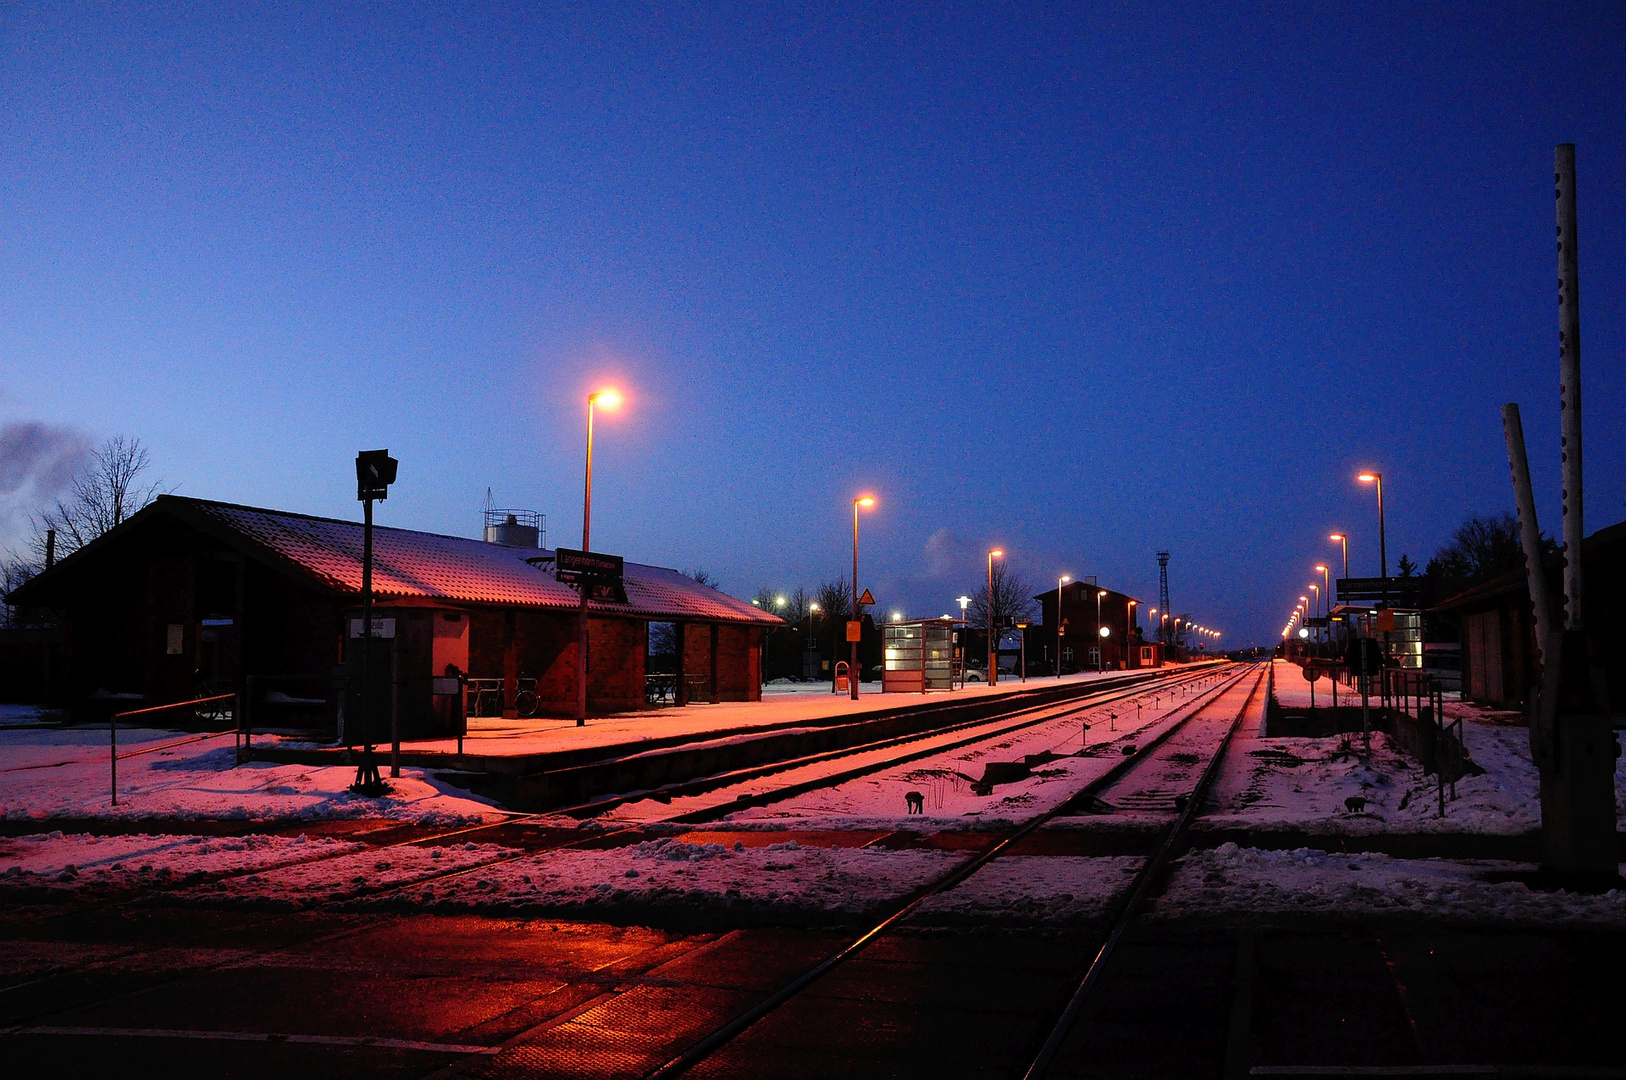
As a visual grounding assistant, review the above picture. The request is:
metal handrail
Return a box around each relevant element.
[110,693,237,807]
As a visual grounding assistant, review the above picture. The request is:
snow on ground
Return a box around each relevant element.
[177,840,520,908]
[268,668,1174,758]
[360,837,967,920]
[0,831,363,895]
[602,677,1225,831]
[1204,662,1626,835]
[911,855,1143,924]
[1151,842,1626,925]
[0,724,503,824]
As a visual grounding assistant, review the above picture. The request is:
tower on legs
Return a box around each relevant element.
[1156,551,1171,643]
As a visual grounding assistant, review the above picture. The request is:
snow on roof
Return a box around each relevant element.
[175,497,779,625]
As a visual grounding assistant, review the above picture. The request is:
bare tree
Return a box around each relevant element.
[34,436,164,559]
[968,561,1038,629]
[684,568,720,589]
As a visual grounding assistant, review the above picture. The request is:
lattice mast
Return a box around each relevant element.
[1156,551,1171,643]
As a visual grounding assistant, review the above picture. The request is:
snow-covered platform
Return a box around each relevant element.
[259,670,1154,769]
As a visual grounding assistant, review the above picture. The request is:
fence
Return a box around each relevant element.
[1381,667,1465,817]
[109,693,238,807]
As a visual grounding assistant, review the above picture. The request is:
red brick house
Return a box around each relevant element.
[9,495,779,732]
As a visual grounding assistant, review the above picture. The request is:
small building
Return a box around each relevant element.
[9,495,781,731]
[881,619,956,692]
[1034,581,1151,673]
[1431,518,1625,710]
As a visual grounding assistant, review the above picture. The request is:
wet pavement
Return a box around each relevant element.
[4,899,1625,1079]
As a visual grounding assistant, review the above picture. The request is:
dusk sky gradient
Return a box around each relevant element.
[3,3,1623,647]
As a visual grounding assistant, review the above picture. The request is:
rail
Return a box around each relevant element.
[110,694,238,807]
[643,664,1256,1080]
[1021,663,1266,1078]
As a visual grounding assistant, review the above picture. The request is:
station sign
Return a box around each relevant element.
[348,617,397,639]
[553,548,628,603]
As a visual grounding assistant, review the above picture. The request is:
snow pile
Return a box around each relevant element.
[1204,729,1550,835]
[176,840,521,908]
[381,837,967,919]
[1152,842,1626,925]
[0,831,365,897]
[0,725,501,824]
[912,855,1143,925]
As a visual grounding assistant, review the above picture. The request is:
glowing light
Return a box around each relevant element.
[1099,625,1111,637]
[1315,565,1327,573]
[591,388,622,409]
[989,549,1004,558]
[809,602,821,612]
[1329,533,1345,541]
[1357,473,1378,483]
[856,495,876,508]
[775,595,788,608]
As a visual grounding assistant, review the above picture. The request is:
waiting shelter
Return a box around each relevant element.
[882,618,956,692]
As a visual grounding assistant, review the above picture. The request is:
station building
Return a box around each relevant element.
[9,495,780,732]
[1034,581,1158,672]
[1431,517,1625,710]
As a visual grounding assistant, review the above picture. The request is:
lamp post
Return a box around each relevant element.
[1308,585,1320,652]
[986,550,1004,686]
[955,595,971,688]
[1126,599,1138,666]
[1329,533,1349,583]
[1356,472,1387,587]
[1096,590,1107,670]
[576,389,621,726]
[1056,575,1071,678]
[850,495,876,700]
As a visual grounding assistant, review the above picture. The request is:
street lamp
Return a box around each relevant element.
[1126,599,1138,665]
[986,550,1004,686]
[1096,590,1107,670]
[850,495,876,700]
[576,388,621,726]
[1356,472,1387,584]
[1056,575,1071,678]
[955,595,972,689]
[1328,533,1349,582]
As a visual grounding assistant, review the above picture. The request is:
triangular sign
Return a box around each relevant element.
[857,589,876,606]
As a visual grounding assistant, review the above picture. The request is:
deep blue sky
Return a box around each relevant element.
[3,3,1623,646]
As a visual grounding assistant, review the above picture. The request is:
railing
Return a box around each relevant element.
[1381,667,1462,816]
[110,693,238,807]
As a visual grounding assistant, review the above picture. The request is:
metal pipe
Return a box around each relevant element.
[1556,144,1586,632]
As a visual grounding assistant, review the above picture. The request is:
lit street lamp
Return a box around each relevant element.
[1328,533,1349,582]
[987,550,1004,686]
[1356,472,1387,585]
[1096,590,1107,671]
[576,388,621,726]
[1126,599,1138,664]
[1055,575,1071,678]
[850,495,876,700]
[955,595,971,688]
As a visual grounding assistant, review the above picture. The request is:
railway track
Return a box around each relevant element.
[0,664,1236,1044]
[634,661,1267,1080]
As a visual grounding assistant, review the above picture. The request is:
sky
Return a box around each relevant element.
[2,2,1623,648]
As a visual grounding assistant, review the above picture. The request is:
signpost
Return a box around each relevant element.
[352,449,397,795]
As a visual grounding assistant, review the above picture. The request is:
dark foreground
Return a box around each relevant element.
[2,901,1624,1079]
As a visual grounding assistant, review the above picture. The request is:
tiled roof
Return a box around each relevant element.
[177,498,780,625]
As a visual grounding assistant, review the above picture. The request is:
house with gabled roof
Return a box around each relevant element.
[9,495,780,732]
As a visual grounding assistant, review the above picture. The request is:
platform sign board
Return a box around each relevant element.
[348,617,396,639]
[1336,577,1425,606]
[553,548,628,604]
[846,621,863,642]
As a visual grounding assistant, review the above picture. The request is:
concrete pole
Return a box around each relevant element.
[1501,403,1559,726]
[1556,144,1585,633]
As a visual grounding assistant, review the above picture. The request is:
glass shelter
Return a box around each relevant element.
[883,620,956,692]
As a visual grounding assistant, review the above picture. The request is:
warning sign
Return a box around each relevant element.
[857,589,875,606]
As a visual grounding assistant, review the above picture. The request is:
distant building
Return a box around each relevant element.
[1034,581,1156,672]
[8,495,780,731]
[1431,518,1625,710]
